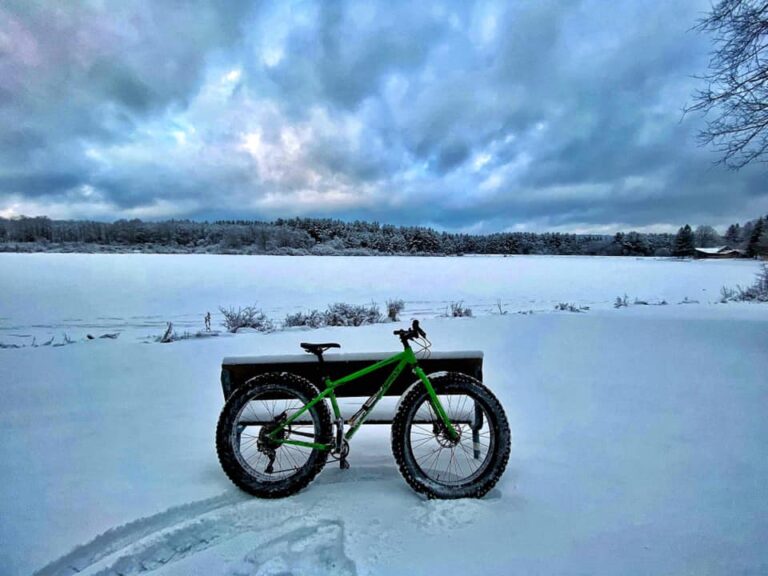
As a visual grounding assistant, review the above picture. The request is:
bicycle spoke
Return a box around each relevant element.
[411,436,436,449]
[233,386,320,483]
[426,447,446,479]
[409,391,495,486]
[280,445,302,472]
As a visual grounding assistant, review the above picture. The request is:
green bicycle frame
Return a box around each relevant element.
[267,346,458,450]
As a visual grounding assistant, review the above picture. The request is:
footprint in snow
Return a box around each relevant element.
[415,499,486,533]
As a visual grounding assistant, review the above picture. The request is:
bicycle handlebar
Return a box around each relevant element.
[394,319,426,345]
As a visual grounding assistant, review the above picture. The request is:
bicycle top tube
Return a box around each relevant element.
[325,348,416,390]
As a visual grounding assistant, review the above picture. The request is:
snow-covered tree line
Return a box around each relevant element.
[672,216,768,257]
[0,215,765,257]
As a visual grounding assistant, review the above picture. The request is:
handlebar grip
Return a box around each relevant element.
[394,322,426,341]
[412,319,426,338]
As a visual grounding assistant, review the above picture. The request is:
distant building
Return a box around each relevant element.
[693,246,746,259]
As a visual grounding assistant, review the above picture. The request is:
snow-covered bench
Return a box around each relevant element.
[220,350,484,424]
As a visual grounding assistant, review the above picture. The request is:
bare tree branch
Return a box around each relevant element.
[685,0,768,168]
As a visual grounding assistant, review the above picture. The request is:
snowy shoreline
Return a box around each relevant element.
[2,294,766,351]
[1,253,763,345]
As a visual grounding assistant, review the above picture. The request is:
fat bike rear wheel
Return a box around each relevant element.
[216,373,332,498]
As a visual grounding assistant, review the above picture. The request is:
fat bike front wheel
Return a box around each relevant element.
[391,373,511,499]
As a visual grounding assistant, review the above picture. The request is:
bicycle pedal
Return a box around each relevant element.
[339,458,350,470]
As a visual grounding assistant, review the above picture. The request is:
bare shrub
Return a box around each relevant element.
[742,264,768,301]
[447,301,473,317]
[155,324,219,343]
[323,302,382,326]
[219,305,275,333]
[386,299,405,322]
[284,309,326,329]
[285,302,385,328]
[720,286,737,302]
[722,264,768,302]
[159,322,174,343]
[52,333,75,347]
[554,302,589,313]
[614,295,629,308]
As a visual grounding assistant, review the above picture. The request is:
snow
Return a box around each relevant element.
[1,254,767,575]
[695,246,729,254]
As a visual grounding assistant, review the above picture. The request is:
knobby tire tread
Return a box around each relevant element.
[216,373,332,498]
[391,372,511,499]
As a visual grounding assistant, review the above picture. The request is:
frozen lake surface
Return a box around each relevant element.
[0,253,762,343]
[0,254,767,576]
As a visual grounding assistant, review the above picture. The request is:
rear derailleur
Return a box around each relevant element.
[257,412,288,474]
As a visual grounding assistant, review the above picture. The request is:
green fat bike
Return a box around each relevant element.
[216,320,511,499]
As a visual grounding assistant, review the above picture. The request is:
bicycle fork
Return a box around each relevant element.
[413,366,459,441]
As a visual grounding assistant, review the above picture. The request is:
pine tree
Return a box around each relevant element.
[747,217,765,258]
[673,224,696,257]
[724,223,741,246]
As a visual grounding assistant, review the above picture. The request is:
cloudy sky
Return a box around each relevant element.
[0,0,765,233]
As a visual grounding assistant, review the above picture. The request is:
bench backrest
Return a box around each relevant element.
[221,351,483,400]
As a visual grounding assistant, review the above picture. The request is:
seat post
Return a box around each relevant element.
[313,350,329,382]
[300,342,339,381]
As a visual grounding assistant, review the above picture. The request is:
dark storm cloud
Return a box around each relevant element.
[0,0,764,230]
[261,2,452,113]
[0,172,84,196]
[0,0,256,207]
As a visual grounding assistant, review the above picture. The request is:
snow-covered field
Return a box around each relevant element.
[1,254,767,575]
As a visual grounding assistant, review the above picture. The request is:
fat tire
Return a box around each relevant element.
[216,372,332,498]
[391,372,511,499]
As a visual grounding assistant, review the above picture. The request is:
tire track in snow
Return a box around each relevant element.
[33,493,246,576]
[33,493,356,576]
[92,516,354,576]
